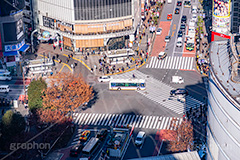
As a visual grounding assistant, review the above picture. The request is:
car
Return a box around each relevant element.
[177,1,182,6]
[98,76,112,82]
[135,131,146,146]
[167,14,172,20]
[69,143,83,157]
[180,24,186,31]
[181,15,187,23]
[79,130,91,141]
[158,52,167,60]
[184,1,191,7]
[156,28,162,35]
[175,8,180,14]
[165,36,171,42]
[176,41,183,47]
[170,88,188,96]
[177,30,183,37]
[96,129,108,140]
[186,43,194,51]
[191,14,197,22]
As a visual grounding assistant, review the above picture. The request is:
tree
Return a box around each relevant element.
[28,78,47,111]
[42,72,93,114]
[37,108,68,124]
[0,111,26,150]
[168,119,194,152]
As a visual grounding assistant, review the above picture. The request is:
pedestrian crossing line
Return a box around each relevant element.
[74,113,183,130]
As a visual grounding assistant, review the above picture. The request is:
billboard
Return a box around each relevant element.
[212,0,230,34]
[2,19,24,42]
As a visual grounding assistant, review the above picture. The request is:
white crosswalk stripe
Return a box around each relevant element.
[73,113,183,131]
[146,56,195,70]
[112,70,205,114]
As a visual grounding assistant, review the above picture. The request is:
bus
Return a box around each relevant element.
[82,137,99,155]
[109,79,146,91]
[0,70,12,81]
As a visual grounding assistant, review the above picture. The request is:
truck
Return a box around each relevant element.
[172,76,184,84]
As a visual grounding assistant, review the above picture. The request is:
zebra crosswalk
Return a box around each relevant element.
[112,70,205,114]
[73,112,182,131]
[146,56,195,70]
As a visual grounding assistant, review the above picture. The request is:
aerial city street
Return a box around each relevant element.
[0,0,240,160]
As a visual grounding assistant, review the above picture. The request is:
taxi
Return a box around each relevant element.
[79,130,91,141]
[167,14,172,20]
[158,52,167,60]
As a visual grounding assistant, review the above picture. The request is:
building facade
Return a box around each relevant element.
[32,0,142,52]
[0,0,29,73]
[207,40,240,160]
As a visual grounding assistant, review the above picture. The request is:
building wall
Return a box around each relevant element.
[207,70,240,160]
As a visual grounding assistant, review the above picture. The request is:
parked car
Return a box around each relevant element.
[79,130,91,141]
[177,1,182,6]
[69,143,83,157]
[165,36,171,42]
[98,76,112,82]
[167,14,172,20]
[158,52,167,60]
[170,88,188,96]
[156,28,162,35]
[175,8,180,14]
[96,129,108,140]
[181,15,187,23]
[135,131,146,146]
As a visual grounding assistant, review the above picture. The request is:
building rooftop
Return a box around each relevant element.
[129,151,200,160]
[210,40,240,104]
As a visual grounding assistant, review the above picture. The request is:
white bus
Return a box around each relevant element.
[0,70,12,81]
[82,137,99,155]
[109,79,146,91]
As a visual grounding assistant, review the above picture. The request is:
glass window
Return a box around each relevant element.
[111,83,116,87]
[129,83,137,87]
[140,83,145,87]
[116,83,125,86]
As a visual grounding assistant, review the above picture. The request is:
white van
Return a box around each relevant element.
[168,0,172,3]
[0,85,10,93]
[172,76,184,84]
[192,5,197,14]
[0,70,12,81]
[176,37,183,47]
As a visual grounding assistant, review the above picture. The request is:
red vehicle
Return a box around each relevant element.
[167,14,172,20]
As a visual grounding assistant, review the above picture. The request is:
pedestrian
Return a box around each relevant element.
[71,53,73,58]
[66,59,69,63]
[60,47,62,51]
[68,55,70,59]
[91,68,93,73]
[59,59,62,63]
[56,54,59,59]
[74,62,77,67]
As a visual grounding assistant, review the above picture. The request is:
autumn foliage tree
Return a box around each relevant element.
[42,72,93,115]
[168,119,194,152]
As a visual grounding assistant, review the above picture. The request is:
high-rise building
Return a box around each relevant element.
[0,0,29,73]
[32,0,142,52]
[207,39,240,160]
[230,0,240,34]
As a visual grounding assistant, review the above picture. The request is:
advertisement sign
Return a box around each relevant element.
[4,39,25,52]
[16,19,24,40]
[212,0,230,34]
[0,31,3,58]
[43,16,55,29]
[3,20,24,42]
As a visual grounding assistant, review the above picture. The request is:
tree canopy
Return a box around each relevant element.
[28,78,47,111]
[41,72,93,115]
[168,119,194,152]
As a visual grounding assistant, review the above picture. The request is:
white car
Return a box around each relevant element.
[156,28,162,35]
[98,76,112,82]
[165,36,171,42]
[191,14,197,22]
[176,37,183,47]
[135,131,146,146]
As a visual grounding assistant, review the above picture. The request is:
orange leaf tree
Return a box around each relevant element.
[168,119,194,152]
[42,72,93,115]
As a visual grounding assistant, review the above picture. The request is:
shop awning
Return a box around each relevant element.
[3,51,18,56]
[19,44,30,52]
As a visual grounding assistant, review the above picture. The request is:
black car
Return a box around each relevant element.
[96,129,108,140]
[180,24,186,31]
[69,143,83,157]
[170,88,188,96]
[177,1,182,6]
[178,30,183,37]
[175,8,180,14]
[181,15,187,23]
